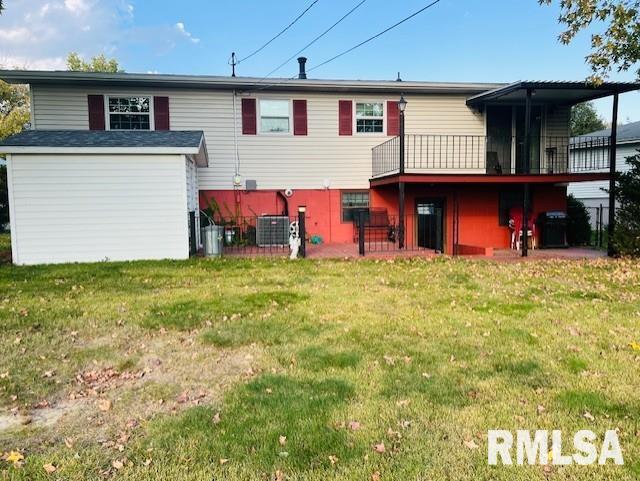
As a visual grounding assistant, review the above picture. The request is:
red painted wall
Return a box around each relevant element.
[370,183,567,253]
[200,183,568,250]
[199,189,356,243]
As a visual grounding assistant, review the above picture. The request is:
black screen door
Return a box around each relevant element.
[416,199,444,252]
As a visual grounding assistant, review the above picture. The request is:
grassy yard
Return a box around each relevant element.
[0,249,639,480]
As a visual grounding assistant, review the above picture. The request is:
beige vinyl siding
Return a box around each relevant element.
[545,105,570,138]
[7,153,189,264]
[30,86,485,190]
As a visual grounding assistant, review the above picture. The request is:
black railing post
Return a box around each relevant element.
[599,203,604,248]
[358,210,365,256]
[608,93,618,257]
[188,211,196,256]
[298,206,306,258]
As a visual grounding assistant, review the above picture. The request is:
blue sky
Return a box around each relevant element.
[1,0,638,121]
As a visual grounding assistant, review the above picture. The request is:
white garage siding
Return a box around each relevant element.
[7,153,190,265]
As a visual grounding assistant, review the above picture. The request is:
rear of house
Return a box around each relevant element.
[0,66,635,263]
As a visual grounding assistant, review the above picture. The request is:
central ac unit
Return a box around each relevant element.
[256,216,290,247]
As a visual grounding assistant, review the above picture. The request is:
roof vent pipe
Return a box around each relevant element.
[297,57,307,79]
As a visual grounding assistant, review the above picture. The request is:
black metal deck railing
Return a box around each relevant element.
[371,134,611,178]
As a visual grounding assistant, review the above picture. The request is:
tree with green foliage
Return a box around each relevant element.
[67,52,121,73]
[0,74,30,230]
[540,0,640,82]
[570,102,607,136]
[611,152,640,255]
[0,81,30,142]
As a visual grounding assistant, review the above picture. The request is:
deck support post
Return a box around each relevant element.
[608,93,619,257]
[398,182,405,249]
[522,88,532,257]
[398,99,406,249]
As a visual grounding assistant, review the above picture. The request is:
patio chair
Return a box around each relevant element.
[509,207,536,250]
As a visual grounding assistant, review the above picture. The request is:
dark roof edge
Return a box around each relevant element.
[0,70,503,94]
[466,80,640,106]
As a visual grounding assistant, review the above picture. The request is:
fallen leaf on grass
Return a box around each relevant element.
[43,463,57,473]
[396,399,410,407]
[464,439,479,449]
[98,399,112,412]
[373,442,386,454]
[176,391,189,403]
[348,421,361,431]
[279,435,287,446]
[371,472,381,481]
[328,455,338,465]
[219,458,229,465]
[212,412,221,424]
[537,404,545,414]
[629,341,640,351]
[4,451,24,465]
[111,460,124,470]
[584,411,595,421]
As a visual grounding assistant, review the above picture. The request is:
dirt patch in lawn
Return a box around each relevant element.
[0,331,263,451]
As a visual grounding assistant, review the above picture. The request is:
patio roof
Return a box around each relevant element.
[466,80,640,108]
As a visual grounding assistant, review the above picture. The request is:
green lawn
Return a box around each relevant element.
[1,254,639,480]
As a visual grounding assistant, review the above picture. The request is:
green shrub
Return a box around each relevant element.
[567,194,591,246]
[611,152,640,256]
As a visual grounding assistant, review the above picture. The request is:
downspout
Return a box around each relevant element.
[232,90,240,179]
[232,90,242,215]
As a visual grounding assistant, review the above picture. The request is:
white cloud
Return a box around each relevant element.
[175,22,200,44]
[0,1,201,72]
[0,55,66,70]
[64,0,89,14]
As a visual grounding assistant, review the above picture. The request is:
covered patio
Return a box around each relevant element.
[371,80,640,257]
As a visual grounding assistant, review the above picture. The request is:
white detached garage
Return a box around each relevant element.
[2,130,208,265]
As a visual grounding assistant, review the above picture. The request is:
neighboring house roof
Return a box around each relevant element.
[0,69,502,94]
[579,120,640,144]
[0,130,209,166]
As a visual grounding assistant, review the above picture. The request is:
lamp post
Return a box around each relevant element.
[398,94,407,249]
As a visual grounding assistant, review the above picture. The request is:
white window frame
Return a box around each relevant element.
[257,98,293,136]
[354,100,385,135]
[105,95,155,131]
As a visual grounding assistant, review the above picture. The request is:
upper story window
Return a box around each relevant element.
[356,102,383,133]
[259,99,290,133]
[108,96,151,130]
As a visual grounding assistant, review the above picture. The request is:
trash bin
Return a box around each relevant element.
[537,211,569,248]
[202,225,224,257]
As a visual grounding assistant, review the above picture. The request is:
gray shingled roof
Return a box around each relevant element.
[581,120,640,143]
[0,129,204,148]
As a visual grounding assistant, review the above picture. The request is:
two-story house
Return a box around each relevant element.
[1,60,635,264]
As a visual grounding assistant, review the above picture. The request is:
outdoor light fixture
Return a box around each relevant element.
[398,94,407,112]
